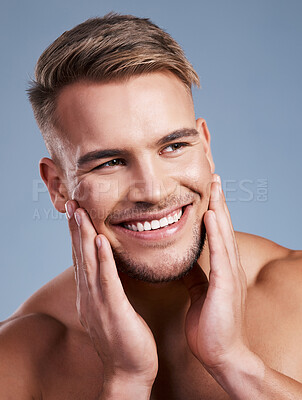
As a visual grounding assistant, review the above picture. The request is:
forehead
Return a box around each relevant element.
[55,72,196,156]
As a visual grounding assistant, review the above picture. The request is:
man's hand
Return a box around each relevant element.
[182,176,302,399]
[65,200,158,396]
[182,175,249,372]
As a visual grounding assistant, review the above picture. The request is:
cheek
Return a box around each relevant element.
[178,149,213,199]
[72,176,120,221]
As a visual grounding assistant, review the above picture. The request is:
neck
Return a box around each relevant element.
[120,272,191,349]
[120,272,190,312]
[117,244,210,342]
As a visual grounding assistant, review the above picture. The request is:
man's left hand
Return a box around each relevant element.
[182,175,250,373]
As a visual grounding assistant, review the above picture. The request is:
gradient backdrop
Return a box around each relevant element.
[1,0,301,320]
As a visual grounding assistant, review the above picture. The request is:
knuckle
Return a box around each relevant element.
[86,277,97,295]
[72,253,78,268]
[99,276,111,288]
[81,261,90,274]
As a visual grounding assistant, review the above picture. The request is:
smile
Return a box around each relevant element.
[110,204,192,242]
[123,208,182,232]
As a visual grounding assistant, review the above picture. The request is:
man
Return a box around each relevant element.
[1,12,302,399]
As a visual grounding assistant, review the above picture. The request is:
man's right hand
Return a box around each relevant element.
[65,200,158,398]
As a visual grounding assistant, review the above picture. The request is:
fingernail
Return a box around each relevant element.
[74,211,81,226]
[96,236,102,248]
[65,201,74,219]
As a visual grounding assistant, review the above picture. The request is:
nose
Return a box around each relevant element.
[126,159,175,205]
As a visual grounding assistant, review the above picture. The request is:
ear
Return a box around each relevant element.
[39,157,69,213]
[196,118,215,173]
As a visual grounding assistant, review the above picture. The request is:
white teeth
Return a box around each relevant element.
[160,217,168,227]
[167,215,174,224]
[123,207,184,232]
[151,220,160,229]
[137,222,144,232]
[144,221,151,231]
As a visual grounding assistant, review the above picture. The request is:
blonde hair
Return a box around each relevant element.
[28,13,200,156]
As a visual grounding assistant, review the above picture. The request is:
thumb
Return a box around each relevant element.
[182,262,209,303]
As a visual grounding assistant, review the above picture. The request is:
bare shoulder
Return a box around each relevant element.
[234,231,295,285]
[242,239,302,377]
[236,230,302,302]
[0,265,80,399]
[9,266,79,330]
[256,248,302,289]
[0,313,66,399]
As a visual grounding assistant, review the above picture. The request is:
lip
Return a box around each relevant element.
[110,202,192,225]
[110,204,193,241]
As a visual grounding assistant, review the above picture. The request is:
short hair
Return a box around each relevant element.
[28,12,200,159]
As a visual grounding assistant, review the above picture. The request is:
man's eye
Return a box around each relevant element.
[161,142,188,154]
[94,159,125,170]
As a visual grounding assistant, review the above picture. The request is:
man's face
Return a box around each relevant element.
[55,72,214,282]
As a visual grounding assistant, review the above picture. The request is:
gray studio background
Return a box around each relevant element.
[1,0,301,320]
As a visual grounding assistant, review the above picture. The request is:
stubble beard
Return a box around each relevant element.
[111,219,206,283]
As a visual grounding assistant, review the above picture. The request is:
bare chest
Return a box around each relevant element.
[40,288,302,400]
[40,348,231,400]
[245,283,302,383]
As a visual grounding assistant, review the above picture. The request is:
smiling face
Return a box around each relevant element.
[47,72,214,282]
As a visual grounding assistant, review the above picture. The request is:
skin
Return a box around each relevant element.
[1,72,302,399]
[50,72,214,282]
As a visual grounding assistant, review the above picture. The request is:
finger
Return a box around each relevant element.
[72,248,78,281]
[65,201,90,293]
[204,209,233,282]
[73,208,100,295]
[182,262,208,303]
[209,179,238,269]
[211,178,246,289]
[95,234,128,305]
[216,176,240,262]
[65,200,82,278]
[213,175,235,234]
[65,200,81,261]
[65,200,89,324]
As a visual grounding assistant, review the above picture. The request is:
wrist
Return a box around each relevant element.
[208,348,265,399]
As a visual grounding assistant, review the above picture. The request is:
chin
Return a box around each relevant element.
[112,220,206,283]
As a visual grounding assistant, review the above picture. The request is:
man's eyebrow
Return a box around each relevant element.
[156,128,200,146]
[77,149,127,168]
[76,128,199,168]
